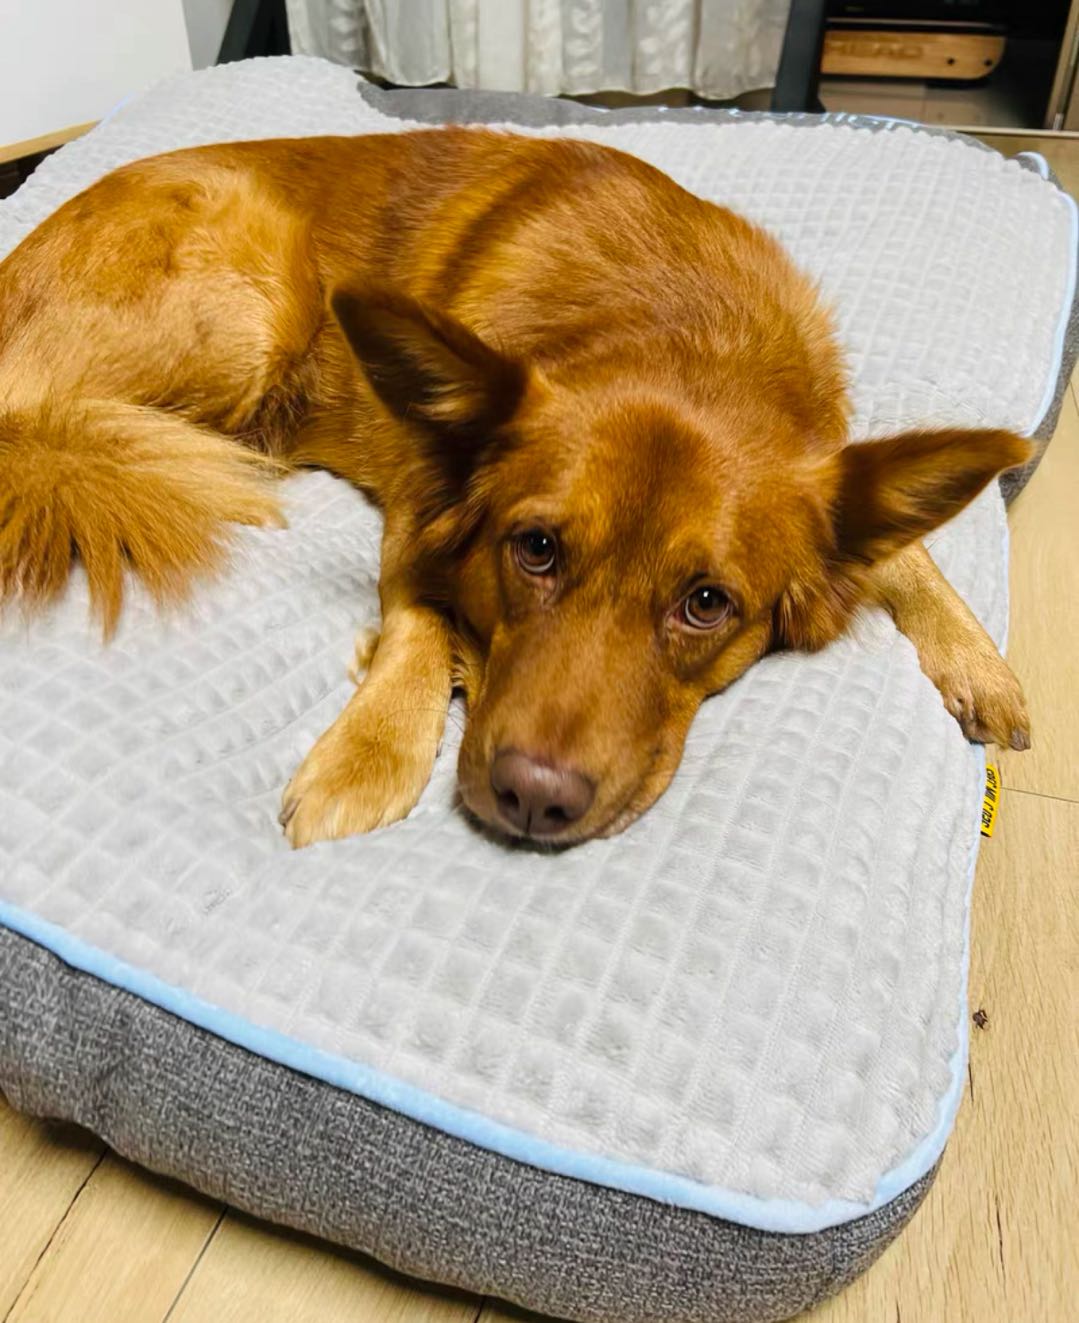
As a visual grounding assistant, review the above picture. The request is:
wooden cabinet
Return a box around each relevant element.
[1046,0,1079,127]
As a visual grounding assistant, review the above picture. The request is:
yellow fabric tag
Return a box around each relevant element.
[981,763,1001,838]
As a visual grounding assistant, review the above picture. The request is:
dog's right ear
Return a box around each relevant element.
[331,282,527,438]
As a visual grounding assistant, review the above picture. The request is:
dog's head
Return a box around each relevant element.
[334,283,1029,844]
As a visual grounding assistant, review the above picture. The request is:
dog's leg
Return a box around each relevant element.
[280,551,453,847]
[871,541,1030,750]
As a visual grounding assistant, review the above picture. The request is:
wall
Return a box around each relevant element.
[0,0,193,147]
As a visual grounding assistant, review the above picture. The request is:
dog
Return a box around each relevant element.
[0,130,1031,847]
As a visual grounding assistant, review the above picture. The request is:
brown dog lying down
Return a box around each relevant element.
[0,130,1031,847]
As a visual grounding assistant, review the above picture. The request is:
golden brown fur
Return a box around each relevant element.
[0,130,1031,845]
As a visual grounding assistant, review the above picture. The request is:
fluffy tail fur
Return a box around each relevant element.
[0,399,284,635]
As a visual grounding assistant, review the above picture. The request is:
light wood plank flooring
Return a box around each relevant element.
[1,137,1076,1323]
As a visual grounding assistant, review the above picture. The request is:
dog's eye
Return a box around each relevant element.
[515,529,557,575]
[681,585,731,630]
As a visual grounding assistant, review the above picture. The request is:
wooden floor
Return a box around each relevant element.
[2,137,1078,1323]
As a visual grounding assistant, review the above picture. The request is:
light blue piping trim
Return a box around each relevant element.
[100,93,137,124]
[1,841,973,1237]
[1,129,1075,1238]
[1017,151,1051,180]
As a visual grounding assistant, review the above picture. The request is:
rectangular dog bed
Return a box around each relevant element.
[1,55,1076,1323]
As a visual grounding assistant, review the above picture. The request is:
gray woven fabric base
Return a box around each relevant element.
[0,926,932,1323]
[353,77,1079,503]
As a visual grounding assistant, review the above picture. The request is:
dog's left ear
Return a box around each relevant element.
[331,282,527,437]
[777,427,1031,650]
[832,427,1032,564]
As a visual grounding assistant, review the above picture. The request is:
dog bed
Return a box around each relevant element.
[1,57,1075,1323]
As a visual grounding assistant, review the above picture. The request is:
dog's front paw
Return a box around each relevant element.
[280,701,437,848]
[937,652,1031,751]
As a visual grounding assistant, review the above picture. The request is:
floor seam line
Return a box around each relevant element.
[1,1145,107,1323]
[160,1204,228,1323]
[1003,786,1079,807]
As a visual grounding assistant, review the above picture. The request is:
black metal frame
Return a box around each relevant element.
[771,0,828,113]
[217,0,291,64]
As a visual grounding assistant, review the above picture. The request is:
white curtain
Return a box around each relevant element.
[285,1,792,101]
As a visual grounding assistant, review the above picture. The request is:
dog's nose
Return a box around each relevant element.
[490,749,595,836]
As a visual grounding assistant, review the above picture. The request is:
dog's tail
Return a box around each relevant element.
[0,398,284,636]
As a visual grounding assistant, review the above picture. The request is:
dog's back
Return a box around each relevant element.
[0,130,846,633]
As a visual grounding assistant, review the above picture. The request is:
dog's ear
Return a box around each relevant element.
[776,428,1031,651]
[831,427,1032,564]
[331,282,527,436]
